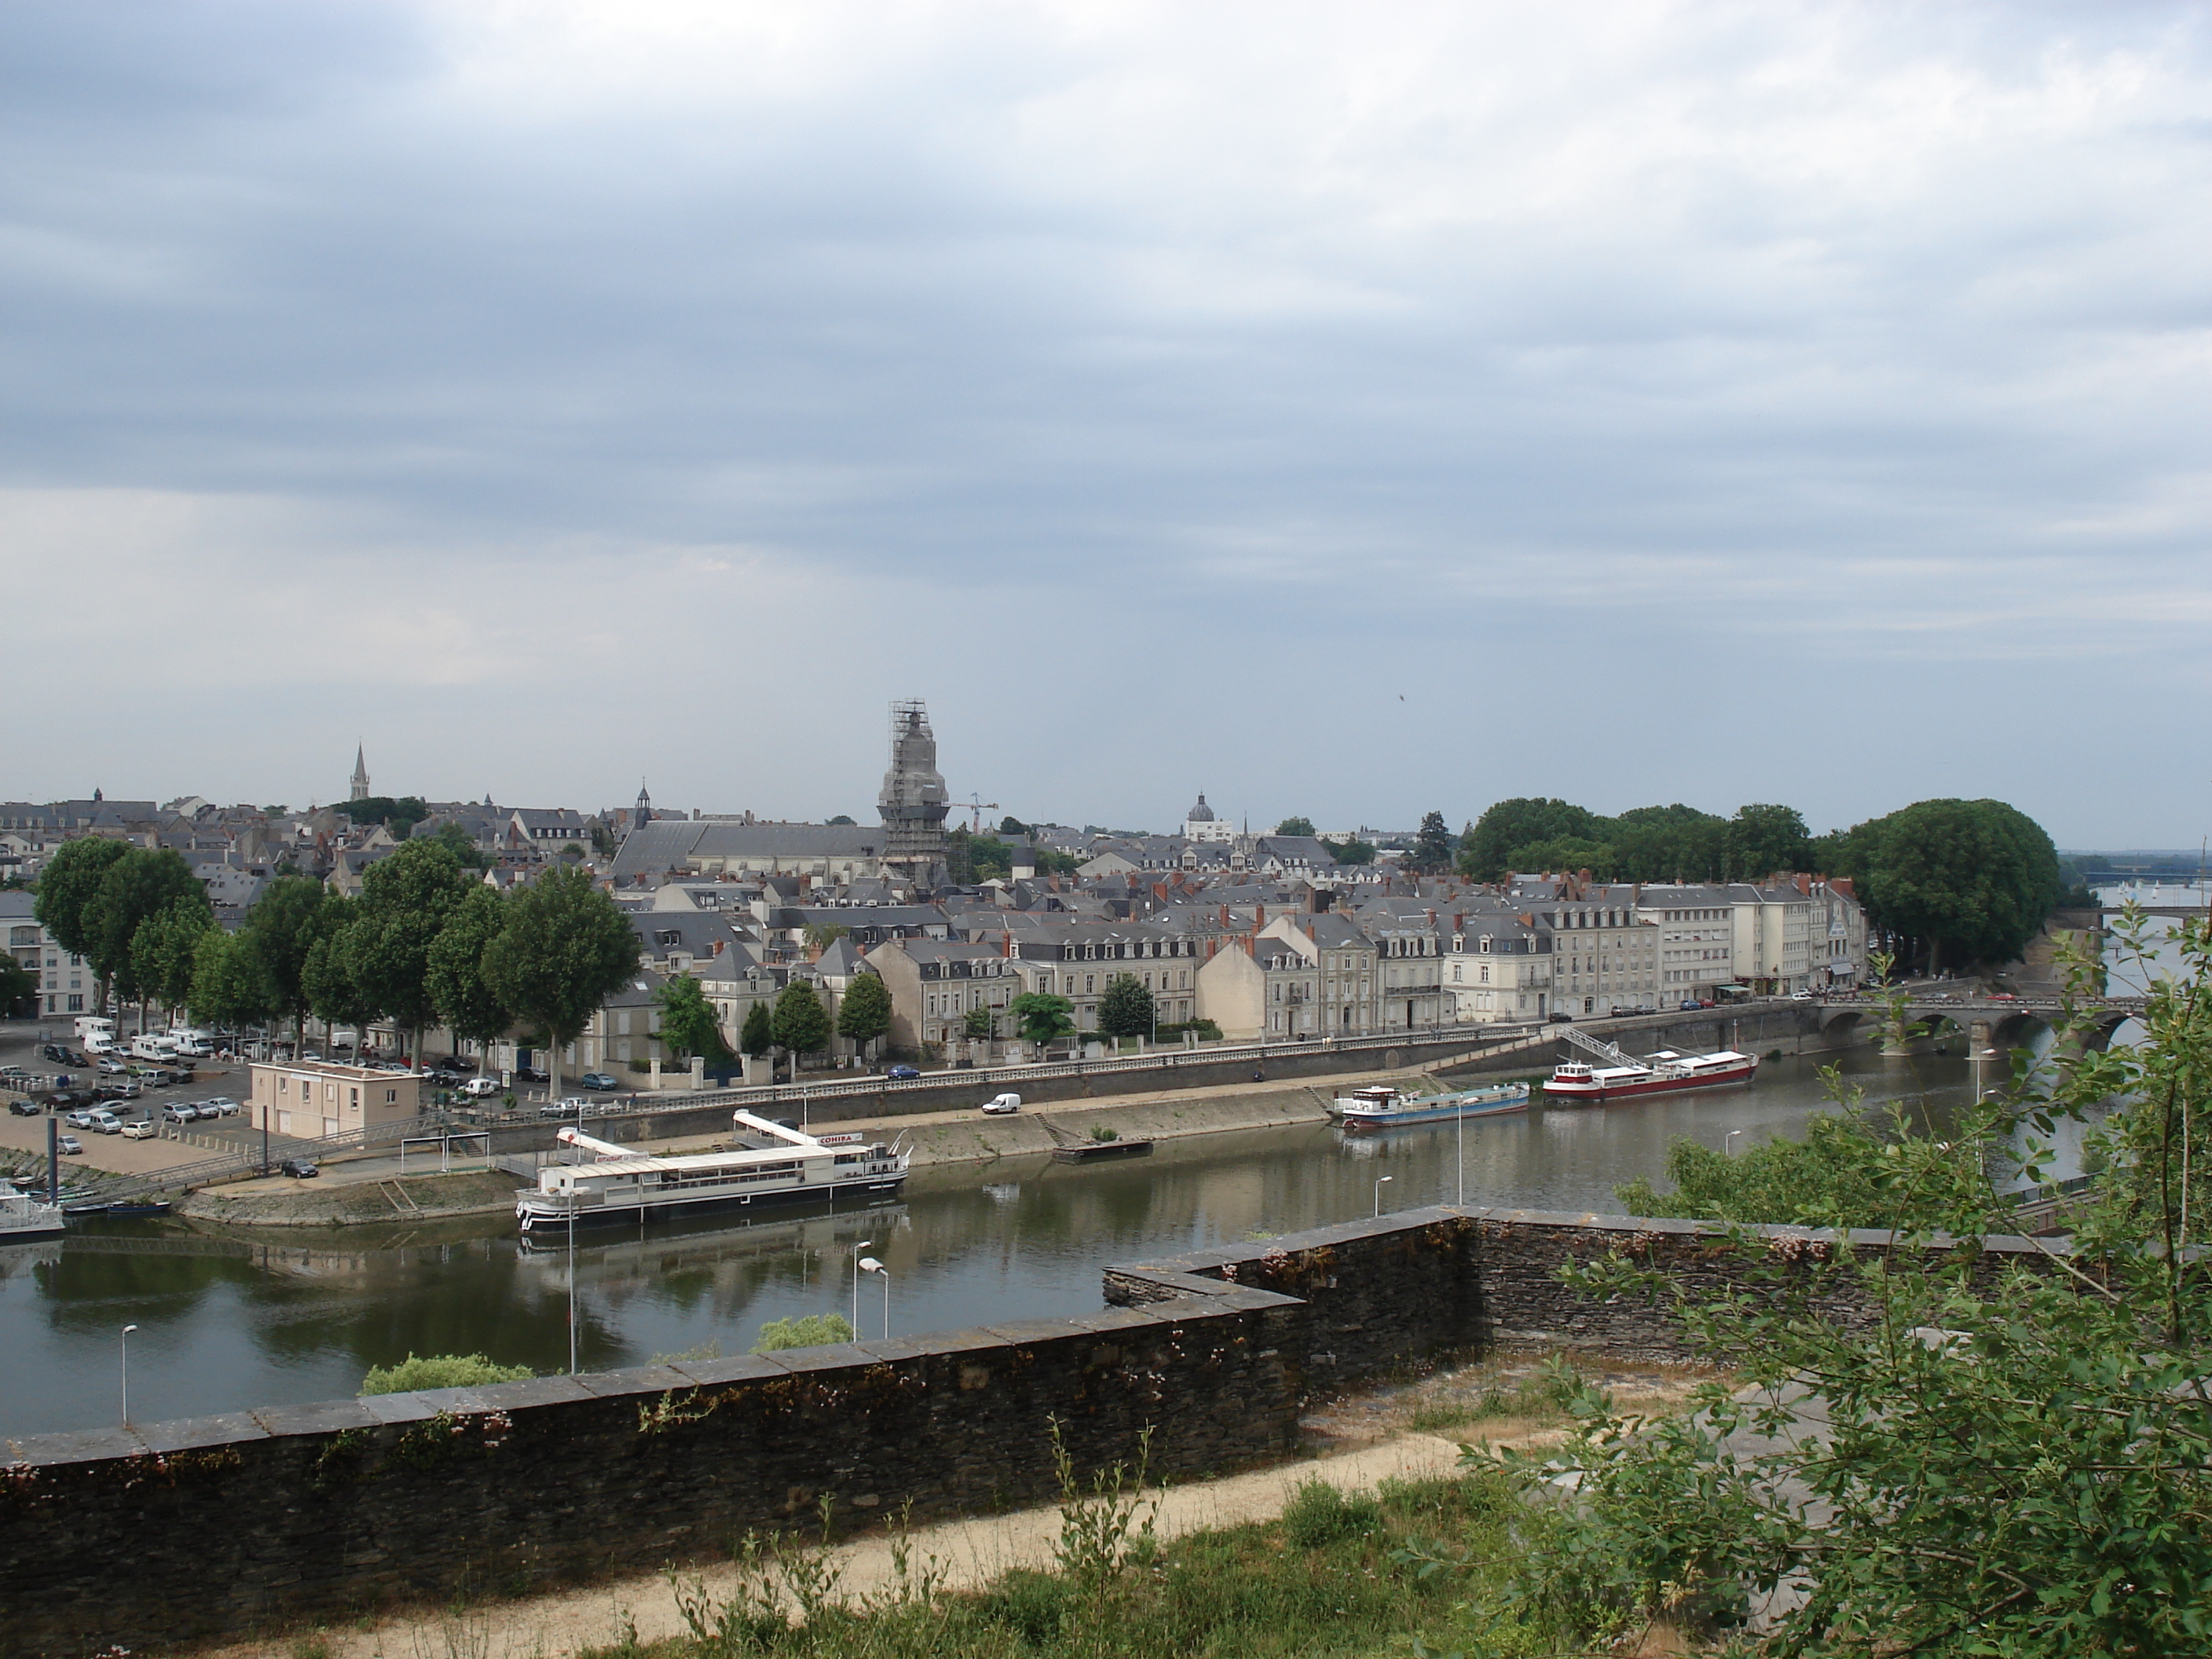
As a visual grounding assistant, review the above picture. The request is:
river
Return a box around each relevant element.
[1,1042,2006,1439]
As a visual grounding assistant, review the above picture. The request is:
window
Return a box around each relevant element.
[386,1089,397,1104]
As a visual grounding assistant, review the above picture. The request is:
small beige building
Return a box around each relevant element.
[250,1060,424,1139]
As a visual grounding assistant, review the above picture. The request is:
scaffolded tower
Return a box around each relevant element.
[877,699,950,887]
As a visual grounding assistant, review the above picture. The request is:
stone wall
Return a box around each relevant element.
[0,1205,2049,1656]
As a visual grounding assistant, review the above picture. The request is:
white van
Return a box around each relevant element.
[83,1034,120,1057]
[167,1030,215,1057]
[74,1016,116,1042]
[980,1092,1022,1115]
[130,1033,178,1062]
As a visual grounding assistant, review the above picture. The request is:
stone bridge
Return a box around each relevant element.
[1807,994,2147,1054]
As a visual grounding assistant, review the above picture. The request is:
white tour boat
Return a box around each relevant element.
[1329,1081,1530,1130]
[0,1181,66,1243]
[515,1111,908,1233]
[1544,1026,1757,1104]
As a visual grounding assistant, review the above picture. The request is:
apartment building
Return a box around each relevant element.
[1442,918,1551,1023]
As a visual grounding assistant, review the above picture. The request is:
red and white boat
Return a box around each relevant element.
[1544,1025,1758,1104]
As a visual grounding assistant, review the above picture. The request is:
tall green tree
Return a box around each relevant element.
[998,815,1028,837]
[1097,973,1155,1040]
[425,884,512,1063]
[32,838,130,986]
[1407,811,1457,875]
[341,841,478,1060]
[1503,835,1619,879]
[739,1001,775,1058]
[769,980,832,1060]
[0,954,35,1016]
[131,895,215,1020]
[1724,802,1811,881]
[835,971,892,1053]
[1459,799,1597,881]
[1007,991,1075,1046]
[82,848,204,1025]
[480,866,642,1101]
[654,973,731,1063]
[1604,804,1727,884]
[302,898,375,1044]
[1274,816,1317,837]
[240,875,334,1053]
[1322,836,1378,866]
[1859,798,2061,972]
[189,928,273,1031]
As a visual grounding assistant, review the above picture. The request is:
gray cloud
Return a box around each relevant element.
[1,2,2207,841]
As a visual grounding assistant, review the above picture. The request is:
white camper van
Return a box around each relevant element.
[130,1033,178,1062]
[73,1016,116,1043]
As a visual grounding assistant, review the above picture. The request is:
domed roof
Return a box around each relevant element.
[1185,793,1215,822]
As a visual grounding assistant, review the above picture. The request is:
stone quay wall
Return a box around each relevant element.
[0,1206,2041,1656]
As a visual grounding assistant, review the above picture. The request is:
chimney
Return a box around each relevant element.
[711,938,725,958]
[1255,905,1265,928]
[1426,908,1436,928]
[1796,873,1811,895]
[1304,920,1317,939]
[1220,904,1230,926]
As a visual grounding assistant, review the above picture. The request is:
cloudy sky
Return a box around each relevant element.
[3,2,2207,846]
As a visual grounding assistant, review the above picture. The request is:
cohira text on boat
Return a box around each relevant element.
[1328,1081,1530,1130]
[515,1110,908,1232]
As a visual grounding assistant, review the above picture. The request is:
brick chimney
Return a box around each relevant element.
[1255,905,1265,928]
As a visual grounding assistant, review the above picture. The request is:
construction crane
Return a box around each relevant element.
[965,793,1000,833]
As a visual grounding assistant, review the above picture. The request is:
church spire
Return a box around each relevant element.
[350,742,371,802]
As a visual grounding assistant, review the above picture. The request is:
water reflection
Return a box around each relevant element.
[2,1045,1987,1437]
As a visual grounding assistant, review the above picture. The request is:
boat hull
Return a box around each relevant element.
[1544,1062,1758,1105]
[1337,1098,1529,1130]
[0,1219,67,1243]
[517,1172,906,1232]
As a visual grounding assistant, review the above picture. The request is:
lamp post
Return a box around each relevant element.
[1375,1174,1392,1218]
[859,1256,890,1339]
[120,1324,138,1424]
[1973,1047,1999,1101]
[1725,1130,1743,1156]
[851,1240,873,1335]
[568,1093,586,1375]
[1455,1098,1465,1207]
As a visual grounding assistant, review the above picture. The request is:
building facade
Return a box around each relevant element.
[249,1060,423,1139]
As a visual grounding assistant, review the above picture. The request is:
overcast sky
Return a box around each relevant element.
[2,2,2207,846]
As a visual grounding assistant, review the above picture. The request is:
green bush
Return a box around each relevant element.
[359,1353,533,1396]
[1280,1478,1382,1547]
[752,1313,855,1353]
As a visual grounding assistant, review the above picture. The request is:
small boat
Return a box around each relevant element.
[0,1181,67,1243]
[61,1200,111,1218]
[1051,1139,1154,1163]
[1330,1082,1530,1130]
[516,1110,907,1233]
[101,1199,172,1218]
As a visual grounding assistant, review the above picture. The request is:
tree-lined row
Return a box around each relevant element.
[1455,794,2062,972]
[35,840,642,1098]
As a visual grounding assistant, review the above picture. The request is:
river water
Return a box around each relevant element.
[1,1043,2007,1439]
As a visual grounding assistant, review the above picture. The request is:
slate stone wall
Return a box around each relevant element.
[0,1206,2054,1656]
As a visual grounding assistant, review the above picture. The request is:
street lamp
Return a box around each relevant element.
[568,1093,587,1375]
[851,1240,873,1335]
[120,1324,138,1424]
[1455,1098,1465,1207]
[1375,1174,1393,1218]
[1973,1047,2000,1102]
[859,1256,890,1339]
[1725,1130,1743,1156]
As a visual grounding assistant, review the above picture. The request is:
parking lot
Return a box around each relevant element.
[0,1018,269,1174]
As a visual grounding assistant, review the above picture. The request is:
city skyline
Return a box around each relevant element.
[2,3,2207,844]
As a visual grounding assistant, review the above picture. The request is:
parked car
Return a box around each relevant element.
[200,1097,240,1116]
[515,1065,549,1083]
[980,1092,1022,1115]
[278,1159,320,1179]
[578,1072,620,1091]
[1547,1012,1574,1024]
[64,1107,101,1129]
[47,1090,87,1110]
[96,1057,128,1076]
[56,1134,84,1156]
[425,1068,463,1087]
[89,1110,124,1134]
[120,1119,157,1140]
[459,1076,502,1100]
[7,1101,39,1117]
[884,1064,921,1080]
[540,1097,591,1119]
[161,1104,200,1126]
